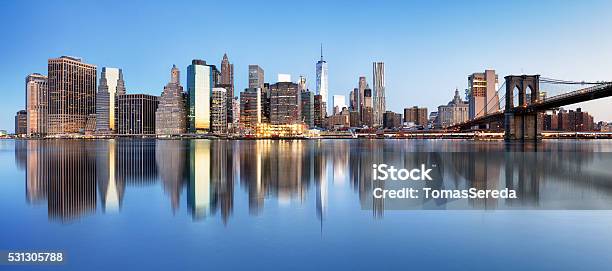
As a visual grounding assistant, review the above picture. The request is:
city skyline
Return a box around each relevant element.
[2,1,612,131]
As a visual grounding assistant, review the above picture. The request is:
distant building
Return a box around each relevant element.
[156,65,187,135]
[328,108,350,130]
[47,56,97,134]
[231,97,240,124]
[187,59,216,133]
[372,62,385,126]
[211,87,227,134]
[550,108,594,131]
[15,110,27,135]
[349,111,361,127]
[298,75,307,92]
[358,76,367,113]
[468,70,499,119]
[116,94,159,134]
[332,95,346,115]
[248,65,264,89]
[404,106,428,126]
[240,88,263,132]
[270,82,300,125]
[437,89,469,128]
[349,88,357,111]
[25,73,48,136]
[220,54,234,114]
[383,111,402,129]
[316,45,329,115]
[300,90,314,128]
[361,88,374,127]
[95,67,126,134]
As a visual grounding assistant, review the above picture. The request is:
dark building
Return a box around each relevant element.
[47,56,97,134]
[117,94,159,134]
[300,90,314,128]
[220,54,234,124]
[15,110,27,135]
[314,94,325,128]
[404,106,428,126]
[269,82,300,125]
[383,111,402,129]
[240,88,263,132]
[349,111,361,127]
[548,108,594,131]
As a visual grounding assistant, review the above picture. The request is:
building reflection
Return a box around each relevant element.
[13,139,612,223]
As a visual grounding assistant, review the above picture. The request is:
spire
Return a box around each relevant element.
[222,53,228,61]
[320,43,323,61]
[171,65,180,84]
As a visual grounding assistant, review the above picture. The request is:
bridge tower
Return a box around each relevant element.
[504,75,542,140]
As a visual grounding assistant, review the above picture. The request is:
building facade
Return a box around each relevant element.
[155,65,187,135]
[313,94,325,128]
[25,73,48,135]
[95,67,126,133]
[240,88,262,132]
[437,89,469,128]
[220,54,234,124]
[248,65,264,89]
[15,110,27,135]
[211,87,227,134]
[187,59,215,133]
[47,56,97,134]
[403,106,428,126]
[301,90,314,128]
[270,82,300,125]
[468,70,499,119]
[372,62,385,127]
[383,111,402,129]
[116,94,159,134]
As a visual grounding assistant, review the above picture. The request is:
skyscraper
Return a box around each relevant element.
[301,90,314,128]
[47,56,97,134]
[372,62,385,127]
[358,76,367,112]
[313,94,324,128]
[15,110,27,135]
[116,94,159,134]
[270,82,300,125]
[26,73,48,136]
[248,65,264,89]
[468,69,499,119]
[240,88,263,132]
[187,59,215,133]
[316,45,328,115]
[95,67,126,133]
[220,54,234,124]
[156,65,187,135]
[211,87,227,134]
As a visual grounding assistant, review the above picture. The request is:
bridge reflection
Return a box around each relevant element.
[14,139,612,223]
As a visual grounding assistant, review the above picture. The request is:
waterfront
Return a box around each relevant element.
[2,139,612,270]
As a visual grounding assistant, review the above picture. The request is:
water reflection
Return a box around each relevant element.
[13,139,612,223]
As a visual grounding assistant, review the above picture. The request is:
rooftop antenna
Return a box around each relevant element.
[320,43,323,61]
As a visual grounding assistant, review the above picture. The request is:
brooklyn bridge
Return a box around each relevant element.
[447,75,612,140]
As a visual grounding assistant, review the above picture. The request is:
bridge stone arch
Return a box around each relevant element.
[504,75,542,140]
[505,75,540,109]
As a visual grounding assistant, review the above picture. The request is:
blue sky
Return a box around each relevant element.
[1,0,612,132]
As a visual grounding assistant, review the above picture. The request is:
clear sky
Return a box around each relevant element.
[2,0,612,132]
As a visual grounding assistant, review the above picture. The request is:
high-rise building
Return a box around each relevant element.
[240,88,262,132]
[332,95,346,115]
[211,87,227,134]
[316,45,329,114]
[298,75,307,92]
[468,70,499,119]
[362,88,374,127]
[156,65,187,135]
[231,97,240,124]
[95,67,126,133]
[187,59,216,133]
[403,106,428,126]
[300,90,314,128]
[437,89,469,128]
[47,56,97,134]
[270,82,300,125]
[248,65,264,89]
[358,76,367,112]
[372,62,385,127]
[26,73,48,136]
[15,110,27,135]
[116,94,159,134]
[220,54,234,124]
[313,94,325,128]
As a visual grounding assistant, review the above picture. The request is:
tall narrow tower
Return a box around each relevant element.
[316,44,328,115]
